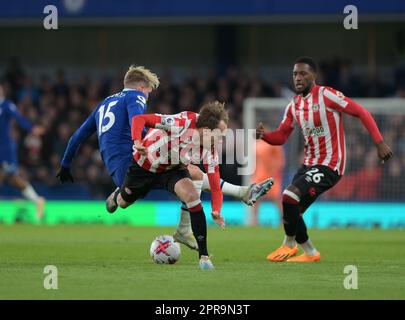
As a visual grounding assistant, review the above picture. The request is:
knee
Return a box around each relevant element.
[282,187,301,205]
[188,164,204,181]
[182,189,200,204]
[117,197,128,209]
[117,188,132,208]
[118,202,129,209]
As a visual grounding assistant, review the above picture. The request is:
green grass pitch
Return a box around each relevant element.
[0,225,404,299]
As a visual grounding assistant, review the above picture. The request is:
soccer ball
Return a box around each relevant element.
[150,235,181,264]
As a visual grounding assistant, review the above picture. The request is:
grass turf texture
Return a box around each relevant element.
[0,225,404,299]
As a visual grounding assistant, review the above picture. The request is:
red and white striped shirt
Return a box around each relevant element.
[132,111,219,173]
[263,85,383,175]
[131,111,223,212]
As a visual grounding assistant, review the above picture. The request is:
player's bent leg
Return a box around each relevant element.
[200,172,273,206]
[286,165,341,261]
[174,178,214,270]
[267,185,301,262]
[292,199,320,261]
[173,203,198,251]
[173,178,202,251]
[116,162,153,209]
[173,178,201,209]
[281,185,302,240]
[176,179,203,235]
[188,164,204,181]
[106,187,120,213]
[201,171,244,196]
[8,174,45,220]
[287,214,320,262]
[107,163,132,213]
[290,165,341,261]
[117,187,136,209]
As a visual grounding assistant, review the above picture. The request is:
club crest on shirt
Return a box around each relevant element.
[336,90,345,99]
[312,103,319,112]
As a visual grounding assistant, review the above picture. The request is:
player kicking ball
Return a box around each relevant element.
[115,102,233,269]
[256,57,393,262]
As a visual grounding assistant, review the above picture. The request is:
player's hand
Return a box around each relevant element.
[376,141,393,164]
[211,211,225,229]
[31,125,45,136]
[256,122,265,139]
[56,166,74,183]
[133,140,147,156]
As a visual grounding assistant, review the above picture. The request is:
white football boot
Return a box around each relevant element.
[242,178,274,206]
[173,231,199,251]
[199,255,215,270]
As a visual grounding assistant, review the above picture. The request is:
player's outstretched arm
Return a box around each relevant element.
[131,114,161,140]
[256,101,295,145]
[350,104,393,162]
[323,88,393,163]
[58,112,97,182]
[7,101,34,132]
[131,113,162,156]
[257,122,294,145]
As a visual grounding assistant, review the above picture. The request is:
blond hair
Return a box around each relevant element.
[123,65,160,89]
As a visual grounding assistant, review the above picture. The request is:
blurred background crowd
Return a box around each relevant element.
[1,57,405,201]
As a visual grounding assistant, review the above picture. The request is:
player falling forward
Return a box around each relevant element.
[0,83,46,219]
[57,66,272,250]
[57,66,158,189]
[256,57,393,262]
[115,102,231,269]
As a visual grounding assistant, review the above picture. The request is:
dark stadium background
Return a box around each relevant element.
[1,0,405,226]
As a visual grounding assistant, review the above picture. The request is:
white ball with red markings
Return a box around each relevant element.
[150,235,181,264]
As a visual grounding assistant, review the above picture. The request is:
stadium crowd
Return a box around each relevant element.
[1,58,405,200]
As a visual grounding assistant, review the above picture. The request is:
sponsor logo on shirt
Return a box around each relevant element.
[305,126,325,137]
[163,116,175,125]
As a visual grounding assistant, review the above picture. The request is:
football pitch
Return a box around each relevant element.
[0,225,404,300]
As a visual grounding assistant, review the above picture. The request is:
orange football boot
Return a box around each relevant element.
[267,244,298,262]
[287,252,321,262]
